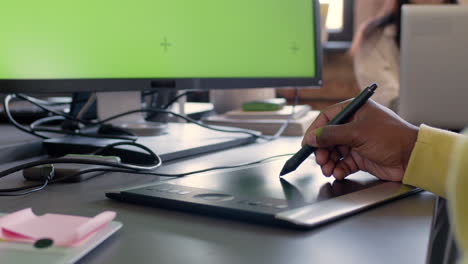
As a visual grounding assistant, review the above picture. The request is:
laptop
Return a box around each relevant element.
[399,5,468,130]
[106,158,420,229]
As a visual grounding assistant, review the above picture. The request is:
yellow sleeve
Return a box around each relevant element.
[447,129,468,262]
[403,124,468,262]
[402,124,464,198]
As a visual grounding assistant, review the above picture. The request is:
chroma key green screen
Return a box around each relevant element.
[0,0,317,80]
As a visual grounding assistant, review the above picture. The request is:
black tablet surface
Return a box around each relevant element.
[106,159,420,229]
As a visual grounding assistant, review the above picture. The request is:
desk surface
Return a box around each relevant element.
[0,127,436,264]
[0,125,38,145]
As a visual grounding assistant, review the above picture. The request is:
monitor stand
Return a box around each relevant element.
[95,91,169,136]
[43,91,259,163]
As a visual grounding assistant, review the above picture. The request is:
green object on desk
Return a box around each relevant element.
[242,98,286,111]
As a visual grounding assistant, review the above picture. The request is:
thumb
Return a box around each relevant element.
[308,123,360,148]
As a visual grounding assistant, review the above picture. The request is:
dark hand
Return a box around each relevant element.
[302,100,419,181]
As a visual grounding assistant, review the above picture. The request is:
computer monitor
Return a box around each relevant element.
[0,0,322,92]
[0,0,323,162]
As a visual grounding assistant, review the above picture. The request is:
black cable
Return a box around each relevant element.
[97,124,138,137]
[97,88,300,141]
[0,153,293,195]
[15,93,95,126]
[32,127,137,141]
[0,92,301,196]
[0,182,45,192]
[142,90,159,97]
[97,108,264,139]
[0,141,161,194]
[147,153,294,177]
[5,94,108,140]
[0,141,161,195]
[0,179,49,196]
[9,93,138,141]
[10,92,297,142]
[162,91,192,109]
[29,114,137,141]
[91,141,162,170]
[54,153,294,179]
[3,95,49,139]
[0,166,54,196]
[146,90,206,120]
[143,90,189,121]
[17,96,71,106]
[262,87,299,141]
[30,115,66,129]
[0,145,161,181]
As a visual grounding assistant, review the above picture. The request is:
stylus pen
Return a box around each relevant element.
[279,83,378,177]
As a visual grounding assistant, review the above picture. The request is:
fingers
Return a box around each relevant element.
[302,100,351,147]
[333,154,360,180]
[322,158,336,177]
[315,148,329,166]
[317,147,341,177]
[316,146,359,180]
[338,146,358,173]
[312,123,360,148]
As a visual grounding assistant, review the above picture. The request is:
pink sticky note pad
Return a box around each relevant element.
[0,208,116,246]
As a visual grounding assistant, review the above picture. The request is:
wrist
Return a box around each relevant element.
[402,124,419,172]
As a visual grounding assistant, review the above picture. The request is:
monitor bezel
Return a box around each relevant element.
[0,0,322,93]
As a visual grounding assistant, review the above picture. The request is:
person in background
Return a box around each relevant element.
[302,99,467,263]
[351,0,458,110]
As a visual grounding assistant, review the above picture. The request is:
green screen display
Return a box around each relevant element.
[0,0,316,79]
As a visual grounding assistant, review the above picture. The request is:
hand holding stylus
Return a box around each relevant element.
[299,96,419,182]
[280,84,378,176]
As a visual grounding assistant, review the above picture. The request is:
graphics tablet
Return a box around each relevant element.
[106,158,420,229]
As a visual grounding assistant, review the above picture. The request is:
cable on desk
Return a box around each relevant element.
[1,90,303,196]
[0,141,161,195]
[76,93,97,120]
[98,88,300,141]
[91,141,162,171]
[9,90,300,142]
[144,90,206,120]
[32,126,138,141]
[264,87,299,141]
[144,90,192,120]
[56,153,294,179]
[162,91,190,110]
[3,95,49,139]
[15,93,95,126]
[0,153,293,195]
[146,153,295,177]
[0,141,162,181]
[0,165,54,196]
[29,115,66,129]
[28,110,137,141]
[14,93,131,141]
[97,108,264,139]
[4,94,107,140]
[0,180,50,196]
[15,95,69,107]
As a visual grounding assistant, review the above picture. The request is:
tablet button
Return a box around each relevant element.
[193,193,234,202]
